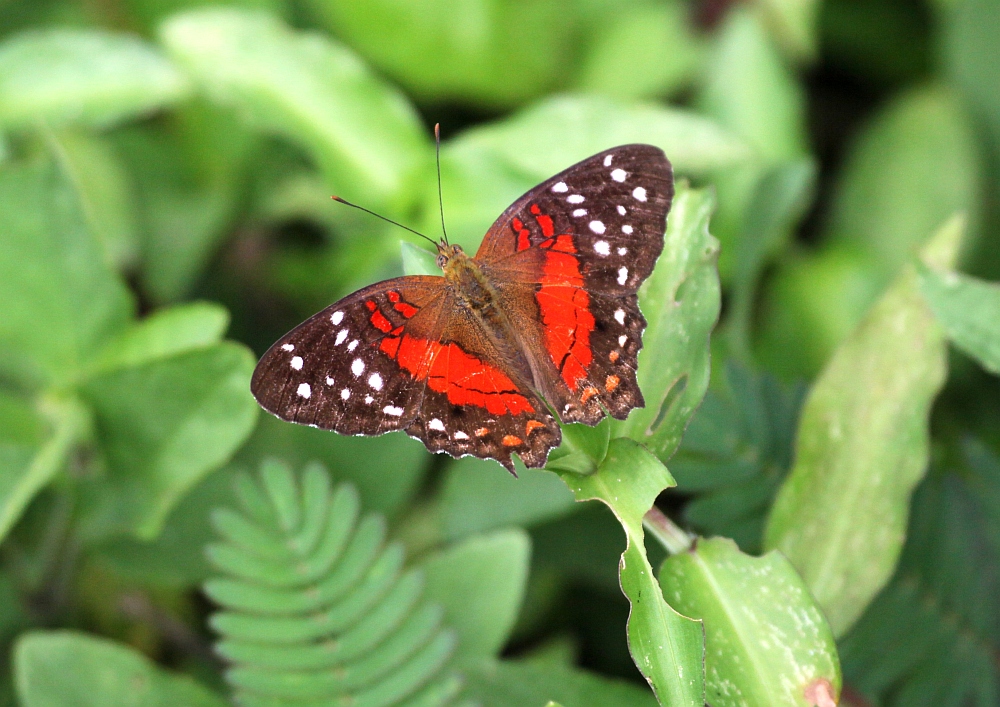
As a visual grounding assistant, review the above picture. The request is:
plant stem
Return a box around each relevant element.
[643,506,694,555]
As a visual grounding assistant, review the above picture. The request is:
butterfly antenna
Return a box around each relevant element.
[330,196,439,249]
[434,123,449,246]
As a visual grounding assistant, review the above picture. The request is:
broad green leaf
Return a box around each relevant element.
[559,438,704,706]
[420,529,530,661]
[464,659,657,707]
[235,414,428,517]
[758,0,820,61]
[0,28,188,129]
[944,0,1000,153]
[418,96,748,249]
[825,84,980,280]
[129,0,288,30]
[545,419,611,476]
[615,183,720,463]
[0,394,87,544]
[918,258,1000,375]
[302,0,570,108]
[764,216,964,636]
[660,537,841,707]
[14,630,227,707]
[573,0,703,100]
[49,130,138,271]
[160,8,428,206]
[81,342,258,538]
[401,241,440,277]
[440,457,574,540]
[89,302,229,375]
[727,158,816,359]
[694,6,807,279]
[0,159,133,388]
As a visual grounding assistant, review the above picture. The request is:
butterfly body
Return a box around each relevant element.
[252,145,674,472]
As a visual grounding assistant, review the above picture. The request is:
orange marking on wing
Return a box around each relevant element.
[580,386,599,404]
[391,326,404,335]
[387,290,400,303]
[536,234,594,392]
[502,435,522,447]
[370,308,393,333]
[365,300,377,311]
[525,420,546,436]
[609,351,620,362]
[530,204,540,215]
[383,334,534,416]
[475,427,490,437]
[394,301,418,318]
[605,375,620,392]
[512,217,531,251]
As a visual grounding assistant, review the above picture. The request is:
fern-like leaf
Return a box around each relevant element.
[205,460,462,707]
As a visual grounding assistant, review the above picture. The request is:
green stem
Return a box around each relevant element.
[643,506,694,555]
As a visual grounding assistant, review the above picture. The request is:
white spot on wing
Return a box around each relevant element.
[281,343,294,351]
[384,405,404,416]
[330,311,344,325]
[552,181,568,193]
[368,372,383,390]
[351,359,365,377]
[429,418,445,431]
[326,376,335,385]
[348,340,358,352]
[365,395,374,404]
[632,186,647,202]
[567,194,585,204]
[615,309,626,324]
[619,335,628,347]
[572,208,587,217]
[290,356,303,370]
[604,154,613,166]
[622,224,633,235]
[618,247,628,255]
[454,431,469,440]
[335,329,348,345]
[618,266,628,285]
[611,168,627,182]
[617,205,626,215]
[594,240,610,256]
[297,383,311,399]
[341,388,351,400]
[589,220,606,234]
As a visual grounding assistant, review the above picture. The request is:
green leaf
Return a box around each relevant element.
[0,28,188,130]
[418,96,748,251]
[918,255,1000,375]
[614,183,721,463]
[14,630,227,707]
[420,529,530,661]
[944,0,1000,155]
[757,0,820,61]
[559,438,704,707]
[660,537,841,707]
[400,241,440,277]
[236,415,428,517]
[440,457,574,541]
[160,8,428,206]
[89,302,229,375]
[0,158,134,387]
[825,84,980,280]
[206,461,460,706]
[573,0,703,101]
[49,130,138,271]
[0,394,87,544]
[81,342,258,538]
[302,0,571,108]
[463,659,658,707]
[764,216,964,636]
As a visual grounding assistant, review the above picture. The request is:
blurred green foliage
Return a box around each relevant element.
[1,0,1000,705]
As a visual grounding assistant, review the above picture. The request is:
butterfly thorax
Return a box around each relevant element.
[440,246,494,311]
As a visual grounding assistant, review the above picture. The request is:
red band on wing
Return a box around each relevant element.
[512,217,531,252]
[379,334,534,416]
[536,232,595,391]
[530,204,554,237]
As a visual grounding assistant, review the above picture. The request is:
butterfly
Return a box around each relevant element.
[251,144,674,472]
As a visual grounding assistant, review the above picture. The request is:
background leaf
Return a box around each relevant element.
[764,216,963,636]
[0,28,188,129]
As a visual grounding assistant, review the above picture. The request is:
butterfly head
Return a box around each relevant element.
[435,242,465,270]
